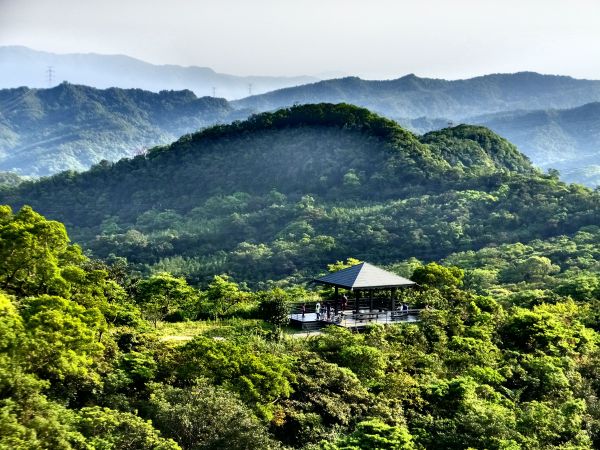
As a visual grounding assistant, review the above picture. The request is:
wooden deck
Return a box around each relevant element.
[289,309,421,332]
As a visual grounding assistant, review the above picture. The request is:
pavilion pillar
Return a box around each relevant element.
[369,289,373,312]
[354,290,360,313]
[391,288,397,310]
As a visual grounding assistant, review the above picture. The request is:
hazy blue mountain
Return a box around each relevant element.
[470,102,600,170]
[232,72,600,120]
[0,45,317,100]
[0,83,246,176]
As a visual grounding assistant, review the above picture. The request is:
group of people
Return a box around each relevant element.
[300,296,411,320]
[301,294,348,322]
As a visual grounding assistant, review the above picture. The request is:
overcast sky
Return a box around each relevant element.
[1,0,599,79]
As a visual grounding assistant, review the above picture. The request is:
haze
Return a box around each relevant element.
[1,0,599,79]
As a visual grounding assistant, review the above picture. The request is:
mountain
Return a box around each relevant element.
[232,72,600,120]
[0,83,247,176]
[230,73,600,187]
[2,103,598,285]
[396,103,600,186]
[0,45,317,100]
[466,102,600,186]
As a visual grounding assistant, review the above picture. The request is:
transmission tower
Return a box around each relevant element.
[212,86,216,97]
[248,83,253,96]
[46,66,54,87]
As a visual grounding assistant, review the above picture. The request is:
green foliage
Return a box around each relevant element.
[500,301,595,357]
[0,83,234,176]
[2,182,600,448]
[20,295,106,384]
[0,393,87,450]
[0,205,77,297]
[411,262,464,291]
[323,419,416,450]
[327,258,362,273]
[203,275,249,319]
[75,406,181,450]
[173,335,295,418]
[257,288,291,331]
[147,382,279,450]
[135,272,198,325]
[275,353,373,447]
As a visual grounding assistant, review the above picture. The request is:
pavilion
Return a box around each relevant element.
[290,262,419,331]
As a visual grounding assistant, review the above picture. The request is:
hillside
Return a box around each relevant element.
[4,73,600,185]
[0,45,317,99]
[468,102,600,186]
[2,103,598,285]
[0,83,246,175]
[232,72,600,120]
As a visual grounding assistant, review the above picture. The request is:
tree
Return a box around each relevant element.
[147,382,279,450]
[204,275,248,319]
[0,205,82,298]
[174,336,294,418]
[501,256,560,283]
[75,406,181,450]
[323,419,416,450]
[275,354,373,447]
[327,258,362,273]
[20,295,106,384]
[257,288,291,333]
[135,273,198,326]
[411,262,464,291]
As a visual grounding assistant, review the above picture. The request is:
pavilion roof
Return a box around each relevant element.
[313,262,416,290]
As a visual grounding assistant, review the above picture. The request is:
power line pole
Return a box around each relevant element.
[46,66,54,87]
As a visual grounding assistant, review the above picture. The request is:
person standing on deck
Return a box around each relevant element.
[315,302,321,320]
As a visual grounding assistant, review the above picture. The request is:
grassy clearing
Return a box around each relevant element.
[155,318,272,343]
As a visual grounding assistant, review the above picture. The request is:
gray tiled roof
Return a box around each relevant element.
[314,262,415,289]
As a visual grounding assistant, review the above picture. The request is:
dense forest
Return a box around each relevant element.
[2,200,600,449]
[2,104,598,287]
[0,83,245,176]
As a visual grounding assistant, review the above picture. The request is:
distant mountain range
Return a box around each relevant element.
[233,72,600,120]
[0,46,317,100]
[0,83,246,175]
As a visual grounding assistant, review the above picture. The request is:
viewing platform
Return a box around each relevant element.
[289,308,422,332]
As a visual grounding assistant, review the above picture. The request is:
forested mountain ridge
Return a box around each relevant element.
[232,72,600,120]
[2,103,598,286]
[0,82,245,175]
[4,73,600,186]
[466,102,600,186]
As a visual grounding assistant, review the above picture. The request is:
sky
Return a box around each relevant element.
[1,0,599,80]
